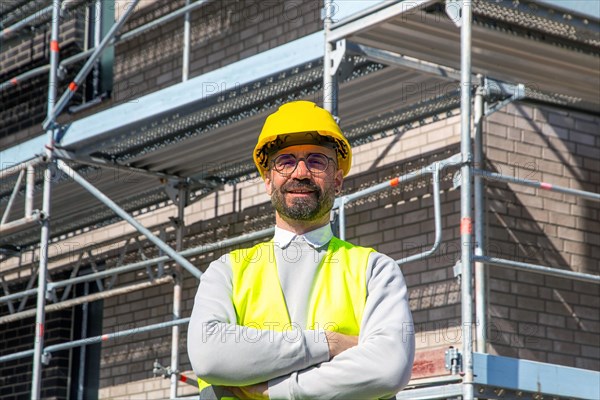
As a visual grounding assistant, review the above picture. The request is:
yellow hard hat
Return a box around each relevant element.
[253,101,352,179]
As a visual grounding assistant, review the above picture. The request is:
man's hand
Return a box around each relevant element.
[325,331,358,359]
[224,382,269,400]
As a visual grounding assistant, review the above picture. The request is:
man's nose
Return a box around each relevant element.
[291,159,311,178]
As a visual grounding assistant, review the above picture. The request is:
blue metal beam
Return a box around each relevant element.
[473,352,600,400]
[0,31,323,171]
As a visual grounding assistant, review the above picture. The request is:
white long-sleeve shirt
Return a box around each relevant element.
[187,224,415,399]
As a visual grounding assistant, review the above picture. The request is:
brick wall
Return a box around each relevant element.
[484,103,600,370]
[0,264,105,400]
[0,310,73,400]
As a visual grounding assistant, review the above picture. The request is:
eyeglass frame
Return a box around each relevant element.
[269,153,338,176]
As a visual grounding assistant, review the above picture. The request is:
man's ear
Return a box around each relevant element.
[334,169,344,195]
[264,172,273,196]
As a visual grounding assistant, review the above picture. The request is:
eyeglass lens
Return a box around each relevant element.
[273,153,331,175]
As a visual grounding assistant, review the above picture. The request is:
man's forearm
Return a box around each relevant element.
[189,320,329,386]
[268,333,413,400]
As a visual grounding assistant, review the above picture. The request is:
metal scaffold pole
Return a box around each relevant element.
[182,0,191,81]
[323,0,335,114]
[31,1,60,398]
[170,184,187,398]
[474,75,487,353]
[459,1,475,399]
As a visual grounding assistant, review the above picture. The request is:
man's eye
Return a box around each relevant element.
[276,156,296,168]
[307,155,328,169]
[309,160,326,168]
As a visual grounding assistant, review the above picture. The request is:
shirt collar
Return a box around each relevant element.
[273,224,333,249]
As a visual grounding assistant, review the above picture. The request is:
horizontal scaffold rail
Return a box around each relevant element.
[473,168,600,202]
[0,156,44,180]
[472,167,600,284]
[0,275,174,325]
[0,317,190,364]
[474,256,600,284]
[337,153,462,265]
[0,0,87,40]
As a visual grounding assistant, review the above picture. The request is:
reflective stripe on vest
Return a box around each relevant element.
[197,236,374,396]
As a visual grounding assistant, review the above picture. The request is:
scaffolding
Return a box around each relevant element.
[322,1,600,399]
[1,1,600,399]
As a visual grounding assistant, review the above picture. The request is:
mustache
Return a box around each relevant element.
[282,180,320,193]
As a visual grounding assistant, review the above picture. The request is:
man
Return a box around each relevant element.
[188,100,414,399]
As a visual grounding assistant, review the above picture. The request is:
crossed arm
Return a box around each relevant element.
[187,253,415,399]
[224,332,358,400]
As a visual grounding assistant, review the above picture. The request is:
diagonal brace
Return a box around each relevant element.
[55,160,202,280]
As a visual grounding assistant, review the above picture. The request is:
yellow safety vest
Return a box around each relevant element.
[197,237,374,398]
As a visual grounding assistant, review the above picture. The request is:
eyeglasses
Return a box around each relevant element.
[271,153,336,176]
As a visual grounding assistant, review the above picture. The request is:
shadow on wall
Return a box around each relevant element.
[484,102,600,370]
[486,172,600,370]
[486,152,600,370]
[513,103,599,275]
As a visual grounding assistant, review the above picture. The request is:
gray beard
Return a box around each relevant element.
[271,182,335,222]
